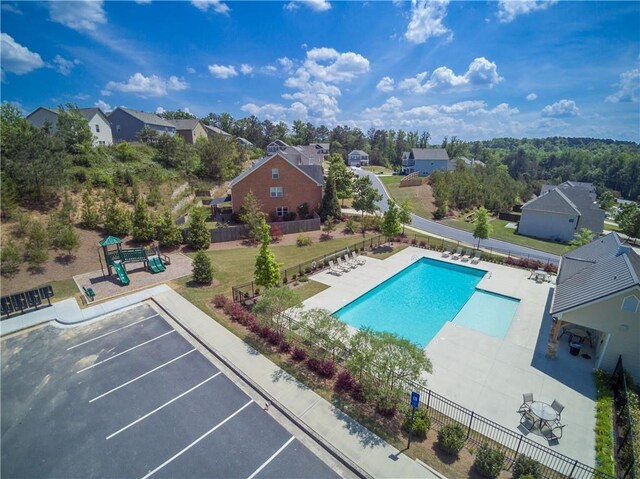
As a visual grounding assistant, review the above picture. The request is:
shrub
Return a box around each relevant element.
[291,347,307,361]
[334,370,356,393]
[296,234,312,247]
[307,357,321,373]
[267,329,283,346]
[279,340,291,353]
[345,218,358,234]
[376,403,397,418]
[474,442,505,479]
[258,325,272,339]
[192,250,213,284]
[402,407,431,440]
[350,381,366,402]
[317,359,336,378]
[437,423,466,456]
[249,321,262,334]
[512,455,542,479]
[213,294,228,308]
[228,303,248,322]
[270,224,283,242]
[411,238,417,245]
[419,240,427,248]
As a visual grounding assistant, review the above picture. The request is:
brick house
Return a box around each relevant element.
[229,150,324,219]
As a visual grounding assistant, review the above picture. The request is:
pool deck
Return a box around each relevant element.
[305,246,596,467]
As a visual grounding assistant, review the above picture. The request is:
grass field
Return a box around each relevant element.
[362,165,395,175]
[379,176,435,219]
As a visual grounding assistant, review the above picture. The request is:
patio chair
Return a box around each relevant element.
[351,251,365,266]
[442,248,452,258]
[461,249,473,262]
[551,400,564,420]
[518,393,534,413]
[328,260,343,276]
[548,423,565,440]
[519,409,535,431]
[471,251,482,264]
[336,256,352,272]
[344,254,358,268]
[451,247,463,260]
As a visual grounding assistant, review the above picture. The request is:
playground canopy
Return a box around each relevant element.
[99,236,123,247]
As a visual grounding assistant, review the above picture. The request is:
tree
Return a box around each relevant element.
[473,207,492,248]
[616,203,640,242]
[25,220,49,268]
[253,287,302,334]
[322,216,336,238]
[55,104,94,153]
[192,250,213,284]
[54,225,80,257]
[239,191,266,243]
[81,190,100,229]
[381,200,402,239]
[0,240,21,277]
[298,308,349,361]
[157,109,197,120]
[104,197,132,237]
[157,210,183,247]
[398,200,412,235]
[195,134,242,181]
[569,228,595,247]
[328,153,353,205]
[187,207,211,250]
[352,175,382,220]
[319,171,341,221]
[132,197,155,242]
[254,219,281,288]
[597,190,616,212]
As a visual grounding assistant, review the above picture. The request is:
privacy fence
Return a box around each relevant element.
[612,356,638,479]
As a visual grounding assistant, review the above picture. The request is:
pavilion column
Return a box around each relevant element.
[546,316,563,359]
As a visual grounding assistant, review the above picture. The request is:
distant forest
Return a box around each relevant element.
[199,111,640,201]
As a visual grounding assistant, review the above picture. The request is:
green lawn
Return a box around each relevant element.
[362,165,394,175]
[593,370,616,476]
[442,218,572,255]
[379,176,434,219]
[39,278,79,303]
[604,222,621,232]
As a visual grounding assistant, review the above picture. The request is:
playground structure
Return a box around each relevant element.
[98,236,171,286]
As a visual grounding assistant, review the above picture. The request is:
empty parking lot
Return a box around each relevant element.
[1,303,343,478]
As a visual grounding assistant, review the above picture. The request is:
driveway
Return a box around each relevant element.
[355,169,561,265]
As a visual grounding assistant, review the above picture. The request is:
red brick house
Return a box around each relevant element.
[229,149,324,218]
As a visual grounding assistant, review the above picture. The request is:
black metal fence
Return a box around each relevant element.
[1,285,54,319]
[612,356,638,479]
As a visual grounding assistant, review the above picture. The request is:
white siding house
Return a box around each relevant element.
[26,107,113,146]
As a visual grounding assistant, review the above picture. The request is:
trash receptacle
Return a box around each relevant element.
[569,341,582,356]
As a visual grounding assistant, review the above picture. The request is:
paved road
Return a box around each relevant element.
[355,169,561,265]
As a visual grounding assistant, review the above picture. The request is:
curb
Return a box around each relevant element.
[151,298,372,479]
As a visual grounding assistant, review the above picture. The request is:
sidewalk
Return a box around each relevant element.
[152,288,440,479]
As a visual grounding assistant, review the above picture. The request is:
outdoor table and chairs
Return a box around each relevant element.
[519,394,566,440]
[529,269,550,283]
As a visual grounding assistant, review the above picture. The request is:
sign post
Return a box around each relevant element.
[408,391,420,449]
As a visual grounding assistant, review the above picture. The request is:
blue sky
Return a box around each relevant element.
[1,0,639,142]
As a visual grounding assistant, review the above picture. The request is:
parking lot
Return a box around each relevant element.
[1,303,342,479]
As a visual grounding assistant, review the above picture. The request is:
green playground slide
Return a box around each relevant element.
[113,261,130,286]
[148,256,166,273]
[155,256,166,272]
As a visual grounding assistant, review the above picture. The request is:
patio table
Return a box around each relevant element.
[529,401,557,430]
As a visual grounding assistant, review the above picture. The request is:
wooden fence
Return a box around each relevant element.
[400,172,423,187]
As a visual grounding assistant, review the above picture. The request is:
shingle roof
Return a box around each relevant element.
[111,108,176,128]
[229,151,324,188]
[349,150,368,156]
[78,107,109,123]
[551,233,640,314]
[169,119,200,131]
[204,124,232,137]
[411,148,449,161]
[522,188,581,215]
[294,145,323,165]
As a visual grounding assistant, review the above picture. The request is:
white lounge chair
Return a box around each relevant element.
[442,248,452,258]
[451,247,463,260]
[341,254,357,269]
[328,260,344,275]
[351,251,365,265]
[461,249,472,262]
[336,257,352,272]
[471,251,482,264]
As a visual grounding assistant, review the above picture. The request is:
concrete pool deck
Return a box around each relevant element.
[305,246,596,467]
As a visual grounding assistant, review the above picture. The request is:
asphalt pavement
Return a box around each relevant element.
[355,169,561,265]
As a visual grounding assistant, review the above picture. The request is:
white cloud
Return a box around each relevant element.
[95,99,112,112]
[74,93,90,100]
[49,0,107,32]
[376,76,395,92]
[285,0,331,11]
[404,0,452,44]
[399,57,502,93]
[1,3,22,14]
[208,64,238,79]
[241,102,309,121]
[526,93,537,101]
[605,69,639,103]
[186,67,196,74]
[497,0,557,23]
[262,65,278,75]
[0,33,44,76]
[191,0,230,15]
[240,64,253,75]
[52,55,80,76]
[104,73,188,97]
[156,106,165,114]
[295,47,369,83]
[278,57,295,74]
[541,99,579,117]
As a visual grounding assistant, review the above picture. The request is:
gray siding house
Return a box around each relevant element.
[108,107,175,143]
[401,148,451,175]
[348,150,369,166]
[518,182,606,242]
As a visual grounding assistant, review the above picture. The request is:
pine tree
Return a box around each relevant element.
[192,250,214,284]
[25,220,49,268]
[157,210,183,248]
[104,197,132,237]
[187,207,211,250]
[319,171,341,221]
[132,197,155,242]
[55,225,80,256]
[81,190,100,229]
[0,240,22,276]
[254,219,281,288]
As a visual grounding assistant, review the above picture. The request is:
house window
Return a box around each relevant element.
[272,168,279,179]
[276,207,288,217]
[621,295,639,313]
[270,187,283,197]
[95,124,100,133]
[116,125,121,132]
[569,218,575,223]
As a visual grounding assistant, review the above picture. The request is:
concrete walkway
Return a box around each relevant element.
[152,288,440,479]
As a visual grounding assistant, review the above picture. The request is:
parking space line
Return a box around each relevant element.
[76,330,176,374]
[246,436,295,479]
[106,372,222,439]
[140,399,254,479]
[67,314,161,351]
[89,349,197,403]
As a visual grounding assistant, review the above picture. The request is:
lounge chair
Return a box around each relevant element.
[451,247,463,260]
[351,251,365,266]
[343,254,358,268]
[328,260,343,276]
[336,257,352,272]
[471,251,482,264]
[461,249,473,262]
[442,248,452,258]
[518,393,533,413]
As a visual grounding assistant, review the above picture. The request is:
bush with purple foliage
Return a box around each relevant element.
[291,347,307,361]
[213,294,229,308]
[334,370,356,393]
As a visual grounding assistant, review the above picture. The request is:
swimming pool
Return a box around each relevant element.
[333,257,519,347]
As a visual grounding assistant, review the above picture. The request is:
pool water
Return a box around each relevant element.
[333,258,519,347]
[453,289,520,339]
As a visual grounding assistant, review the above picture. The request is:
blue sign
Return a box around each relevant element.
[410,391,420,408]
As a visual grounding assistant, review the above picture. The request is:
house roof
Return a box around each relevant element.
[457,156,485,167]
[26,106,109,124]
[268,140,289,148]
[26,106,57,119]
[541,181,595,196]
[237,137,253,146]
[521,188,581,215]
[294,145,323,165]
[349,150,368,156]
[229,151,324,188]
[203,124,232,137]
[109,107,176,128]
[169,119,201,131]
[410,148,450,161]
[551,233,640,314]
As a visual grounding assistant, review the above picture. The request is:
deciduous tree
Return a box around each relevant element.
[381,200,402,239]
[473,207,492,248]
[253,287,301,334]
[352,176,382,219]
[239,191,266,243]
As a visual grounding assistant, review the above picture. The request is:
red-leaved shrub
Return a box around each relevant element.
[213,294,229,308]
[258,325,272,339]
[350,381,366,402]
[291,347,307,361]
[279,340,291,353]
[267,329,283,346]
[334,370,356,393]
[228,303,248,323]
